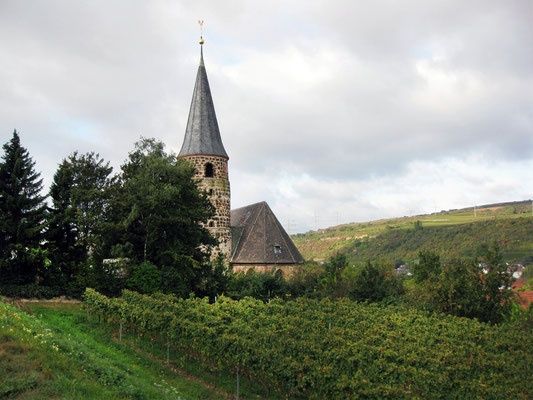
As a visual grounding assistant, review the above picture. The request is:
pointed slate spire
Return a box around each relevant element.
[179,42,228,159]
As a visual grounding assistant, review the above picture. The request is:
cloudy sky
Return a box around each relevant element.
[1,0,532,232]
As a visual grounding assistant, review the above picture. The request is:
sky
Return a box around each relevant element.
[1,0,532,233]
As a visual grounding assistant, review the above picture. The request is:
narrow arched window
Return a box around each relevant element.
[204,163,214,178]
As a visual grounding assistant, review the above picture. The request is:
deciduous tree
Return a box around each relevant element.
[101,138,215,296]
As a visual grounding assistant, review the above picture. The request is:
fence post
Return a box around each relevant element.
[166,339,170,365]
[236,366,240,400]
[119,320,123,342]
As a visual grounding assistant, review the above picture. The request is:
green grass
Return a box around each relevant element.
[293,200,533,262]
[0,300,231,399]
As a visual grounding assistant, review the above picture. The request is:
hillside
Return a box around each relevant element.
[292,200,533,263]
[0,300,243,399]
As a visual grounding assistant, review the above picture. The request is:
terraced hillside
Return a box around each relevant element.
[292,200,533,263]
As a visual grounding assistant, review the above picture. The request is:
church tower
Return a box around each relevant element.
[178,38,231,257]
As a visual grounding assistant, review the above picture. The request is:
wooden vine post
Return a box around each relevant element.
[236,366,240,400]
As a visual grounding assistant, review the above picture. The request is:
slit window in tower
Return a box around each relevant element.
[205,163,214,177]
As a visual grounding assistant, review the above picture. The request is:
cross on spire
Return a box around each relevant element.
[198,20,205,45]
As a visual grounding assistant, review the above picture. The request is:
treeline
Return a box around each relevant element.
[0,130,525,324]
[0,130,221,298]
[84,288,533,399]
[231,243,516,324]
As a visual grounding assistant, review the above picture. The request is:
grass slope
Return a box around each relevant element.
[293,200,533,262]
[0,300,223,400]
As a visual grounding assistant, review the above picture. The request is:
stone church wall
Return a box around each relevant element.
[182,154,231,257]
[232,264,300,278]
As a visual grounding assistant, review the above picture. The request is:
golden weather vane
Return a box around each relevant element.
[198,20,205,45]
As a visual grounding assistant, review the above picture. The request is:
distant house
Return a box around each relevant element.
[394,264,412,276]
[177,39,303,273]
[508,264,525,279]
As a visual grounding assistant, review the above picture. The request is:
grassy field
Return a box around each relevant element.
[292,200,533,262]
[0,300,267,400]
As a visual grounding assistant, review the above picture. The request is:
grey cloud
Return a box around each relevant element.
[0,0,531,231]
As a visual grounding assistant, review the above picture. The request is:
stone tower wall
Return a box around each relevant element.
[183,154,231,257]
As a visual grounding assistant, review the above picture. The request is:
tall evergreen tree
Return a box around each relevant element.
[46,152,113,290]
[46,159,79,286]
[0,130,47,284]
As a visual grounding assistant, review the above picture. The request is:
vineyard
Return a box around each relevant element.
[293,201,533,263]
[84,288,532,399]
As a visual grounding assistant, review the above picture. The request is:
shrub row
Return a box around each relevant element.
[83,288,532,399]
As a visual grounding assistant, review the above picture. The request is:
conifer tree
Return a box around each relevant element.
[46,157,81,286]
[46,152,113,290]
[0,130,47,284]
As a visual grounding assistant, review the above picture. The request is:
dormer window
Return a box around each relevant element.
[205,163,214,178]
[273,245,282,254]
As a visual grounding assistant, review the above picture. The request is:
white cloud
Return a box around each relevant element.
[239,155,533,233]
[0,0,531,233]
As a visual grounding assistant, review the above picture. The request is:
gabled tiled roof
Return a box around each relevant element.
[230,202,304,264]
[178,47,228,159]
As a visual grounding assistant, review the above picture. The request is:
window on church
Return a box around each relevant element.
[273,245,282,254]
[208,188,214,195]
[205,163,214,178]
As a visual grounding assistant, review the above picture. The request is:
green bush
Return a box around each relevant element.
[126,261,161,294]
[350,261,404,302]
[285,262,324,298]
[227,270,286,301]
[412,251,441,283]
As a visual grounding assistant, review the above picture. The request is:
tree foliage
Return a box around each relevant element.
[412,243,514,323]
[46,151,113,290]
[412,250,441,283]
[94,138,216,297]
[126,261,161,294]
[227,269,286,301]
[102,138,214,264]
[0,130,47,284]
[350,261,404,302]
